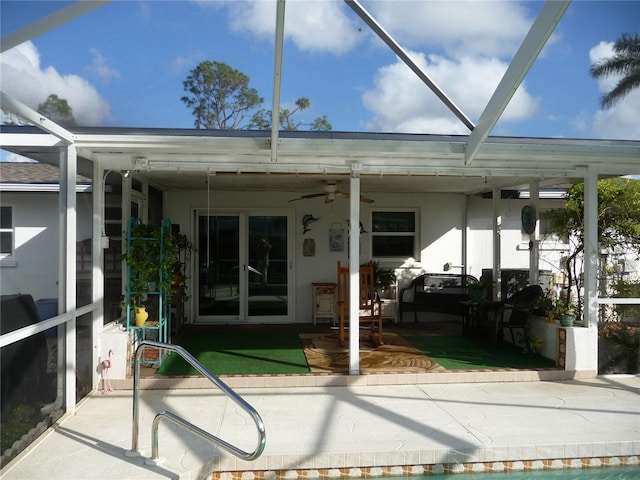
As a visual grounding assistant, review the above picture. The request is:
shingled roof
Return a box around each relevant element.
[0,162,92,185]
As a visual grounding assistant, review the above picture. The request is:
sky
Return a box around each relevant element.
[1,0,639,146]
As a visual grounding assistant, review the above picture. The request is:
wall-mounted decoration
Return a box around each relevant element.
[302,214,319,234]
[329,223,344,252]
[303,238,315,257]
[521,205,537,235]
[347,220,368,235]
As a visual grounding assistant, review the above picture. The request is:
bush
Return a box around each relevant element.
[598,321,640,374]
[611,279,640,321]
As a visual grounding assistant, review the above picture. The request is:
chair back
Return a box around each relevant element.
[336,260,377,312]
[505,285,543,326]
[337,261,349,307]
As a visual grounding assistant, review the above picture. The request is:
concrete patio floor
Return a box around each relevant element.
[1,375,639,480]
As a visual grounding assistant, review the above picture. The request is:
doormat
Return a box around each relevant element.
[300,332,445,374]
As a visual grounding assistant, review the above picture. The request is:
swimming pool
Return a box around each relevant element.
[385,465,640,479]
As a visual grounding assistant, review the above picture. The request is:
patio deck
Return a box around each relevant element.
[1,375,638,480]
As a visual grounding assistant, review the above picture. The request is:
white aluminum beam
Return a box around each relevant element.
[1,1,110,53]
[1,91,76,144]
[270,0,285,162]
[345,0,474,131]
[465,0,570,165]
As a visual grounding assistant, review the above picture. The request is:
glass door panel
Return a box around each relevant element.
[197,215,240,318]
[248,216,288,317]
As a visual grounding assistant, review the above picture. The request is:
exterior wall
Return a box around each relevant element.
[0,192,92,302]
[164,189,569,324]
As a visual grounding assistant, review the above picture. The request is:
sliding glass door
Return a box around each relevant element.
[196,211,291,323]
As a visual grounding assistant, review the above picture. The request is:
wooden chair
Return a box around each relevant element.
[337,260,384,347]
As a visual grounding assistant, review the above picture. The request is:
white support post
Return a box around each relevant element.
[583,167,598,328]
[529,180,540,286]
[60,145,77,414]
[348,171,361,375]
[492,188,502,300]
[121,175,132,297]
[92,162,105,390]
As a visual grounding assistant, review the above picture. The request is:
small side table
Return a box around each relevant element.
[312,282,337,326]
[380,299,398,324]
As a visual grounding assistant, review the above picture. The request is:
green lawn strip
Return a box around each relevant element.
[404,335,556,370]
[156,331,310,375]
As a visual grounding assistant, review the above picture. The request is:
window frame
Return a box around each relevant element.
[370,208,419,260]
[0,204,15,264]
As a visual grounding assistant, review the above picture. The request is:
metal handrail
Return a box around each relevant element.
[127,340,266,465]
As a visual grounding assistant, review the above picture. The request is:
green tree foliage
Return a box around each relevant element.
[181,61,263,129]
[542,178,640,316]
[37,94,75,126]
[590,32,640,109]
[249,97,332,131]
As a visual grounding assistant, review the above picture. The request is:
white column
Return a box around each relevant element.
[348,171,361,374]
[583,167,598,328]
[529,180,540,286]
[92,162,105,390]
[492,188,502,300]
[60,145,77,414]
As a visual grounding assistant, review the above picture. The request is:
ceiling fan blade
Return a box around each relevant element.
[360,195,375,203]
[288,192,327,202]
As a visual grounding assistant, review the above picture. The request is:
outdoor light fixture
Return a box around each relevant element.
[121,170,131,178]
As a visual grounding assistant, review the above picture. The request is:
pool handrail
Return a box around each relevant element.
[127,340,266,465]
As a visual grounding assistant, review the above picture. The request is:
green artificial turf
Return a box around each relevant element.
[155,331,310,375]
[404,334,557,370]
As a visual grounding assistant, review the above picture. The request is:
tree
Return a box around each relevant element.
[541,178,640,319]
[181,61,263,129]
[590,32,640,109]
[249,97,332,131]
[37,94,75,126]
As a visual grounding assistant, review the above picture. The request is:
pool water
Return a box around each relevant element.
[386,465,640,480]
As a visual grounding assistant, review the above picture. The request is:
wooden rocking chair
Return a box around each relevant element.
[337,260,384,347]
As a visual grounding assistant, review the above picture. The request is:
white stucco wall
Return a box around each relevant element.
[164,189,572,325]
[0,192,93,302]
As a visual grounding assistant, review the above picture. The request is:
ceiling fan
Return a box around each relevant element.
[288,181,374,203]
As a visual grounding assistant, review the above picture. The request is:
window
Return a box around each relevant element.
[0,205,14,258]
[371,210,417,258]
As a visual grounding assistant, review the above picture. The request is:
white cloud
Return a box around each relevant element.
[589,41,618,92]
[225,0,361,54]
[0,151,36,163]
[362,51,539,134]
[0,42,111,126]
[587,42,640,140]
[368,1,533,58]
[169,50,206,74]
[591,90,640,140]
[86,48,121,84]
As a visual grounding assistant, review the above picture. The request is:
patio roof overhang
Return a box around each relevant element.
[2,125,639,195]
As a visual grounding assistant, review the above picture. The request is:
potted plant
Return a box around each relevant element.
[468,279,490,302]
[549,300,576,327]
[122,221,177,327]
[371,261,397,299]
